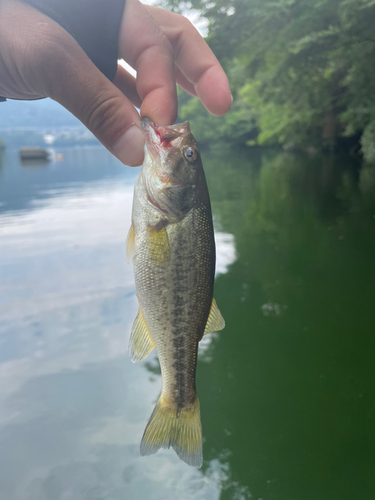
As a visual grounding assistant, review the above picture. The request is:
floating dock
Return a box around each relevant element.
[19,147,50,160]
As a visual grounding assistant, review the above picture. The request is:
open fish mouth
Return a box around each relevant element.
[141,117,191,152]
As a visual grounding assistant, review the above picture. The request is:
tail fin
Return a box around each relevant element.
[140,395,202,467]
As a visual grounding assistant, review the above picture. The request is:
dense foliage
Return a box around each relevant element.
[167,0,375,158]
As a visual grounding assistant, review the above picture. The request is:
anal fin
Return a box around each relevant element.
[129,308,155,362]
[203,298,225,336]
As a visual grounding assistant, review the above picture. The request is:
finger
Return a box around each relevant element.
[113,64,142,109]
[118,0,177,125]
[193,65,232,116]
[36,25,145,166]
[146,6,232,116]
[175,67,197,97]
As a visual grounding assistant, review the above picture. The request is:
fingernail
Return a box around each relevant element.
[112,125,145,166]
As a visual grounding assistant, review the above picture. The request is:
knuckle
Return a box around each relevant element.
[181,15,193,30]
[84,92,128,145]
[149,25,174,58]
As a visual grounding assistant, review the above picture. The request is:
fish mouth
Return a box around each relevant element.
[141,117,190,152]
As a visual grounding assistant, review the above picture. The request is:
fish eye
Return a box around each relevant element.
[184,147,196,161]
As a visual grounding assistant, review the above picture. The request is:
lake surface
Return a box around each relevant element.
[0,145,374,499]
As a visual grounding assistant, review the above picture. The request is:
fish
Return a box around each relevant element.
[126,117,225,467]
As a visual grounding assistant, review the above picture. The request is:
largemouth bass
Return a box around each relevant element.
[126,117,225,467]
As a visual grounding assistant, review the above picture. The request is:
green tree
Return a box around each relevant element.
[168,0,375,158]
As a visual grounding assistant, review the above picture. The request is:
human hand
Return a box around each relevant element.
[0,0,231,166]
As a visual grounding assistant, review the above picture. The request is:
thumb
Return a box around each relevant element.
[38,28,145,166]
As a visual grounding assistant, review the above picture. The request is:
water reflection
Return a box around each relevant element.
[198,148,375,499]
[0,150,4,181]
[20,158,50,168]
[0,147,236,499]
[1,145,375,499]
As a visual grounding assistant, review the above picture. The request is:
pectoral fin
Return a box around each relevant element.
[147,225,170,267]
[129,308,155,362]
[203,298,225,336]
[126,223,136,264]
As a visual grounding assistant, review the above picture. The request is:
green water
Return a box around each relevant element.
[0,145,374,499]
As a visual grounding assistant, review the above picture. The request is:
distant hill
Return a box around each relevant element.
[0,98,82,129]
[0,98,102,149]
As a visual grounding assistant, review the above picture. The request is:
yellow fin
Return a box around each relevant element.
[140,395,202,468]
[203,298,225,336]
[129,308,155,363]
[126,223,135,264]
[147,225,170,267]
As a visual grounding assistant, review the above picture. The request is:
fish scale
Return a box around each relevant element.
[137,209,212,404]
